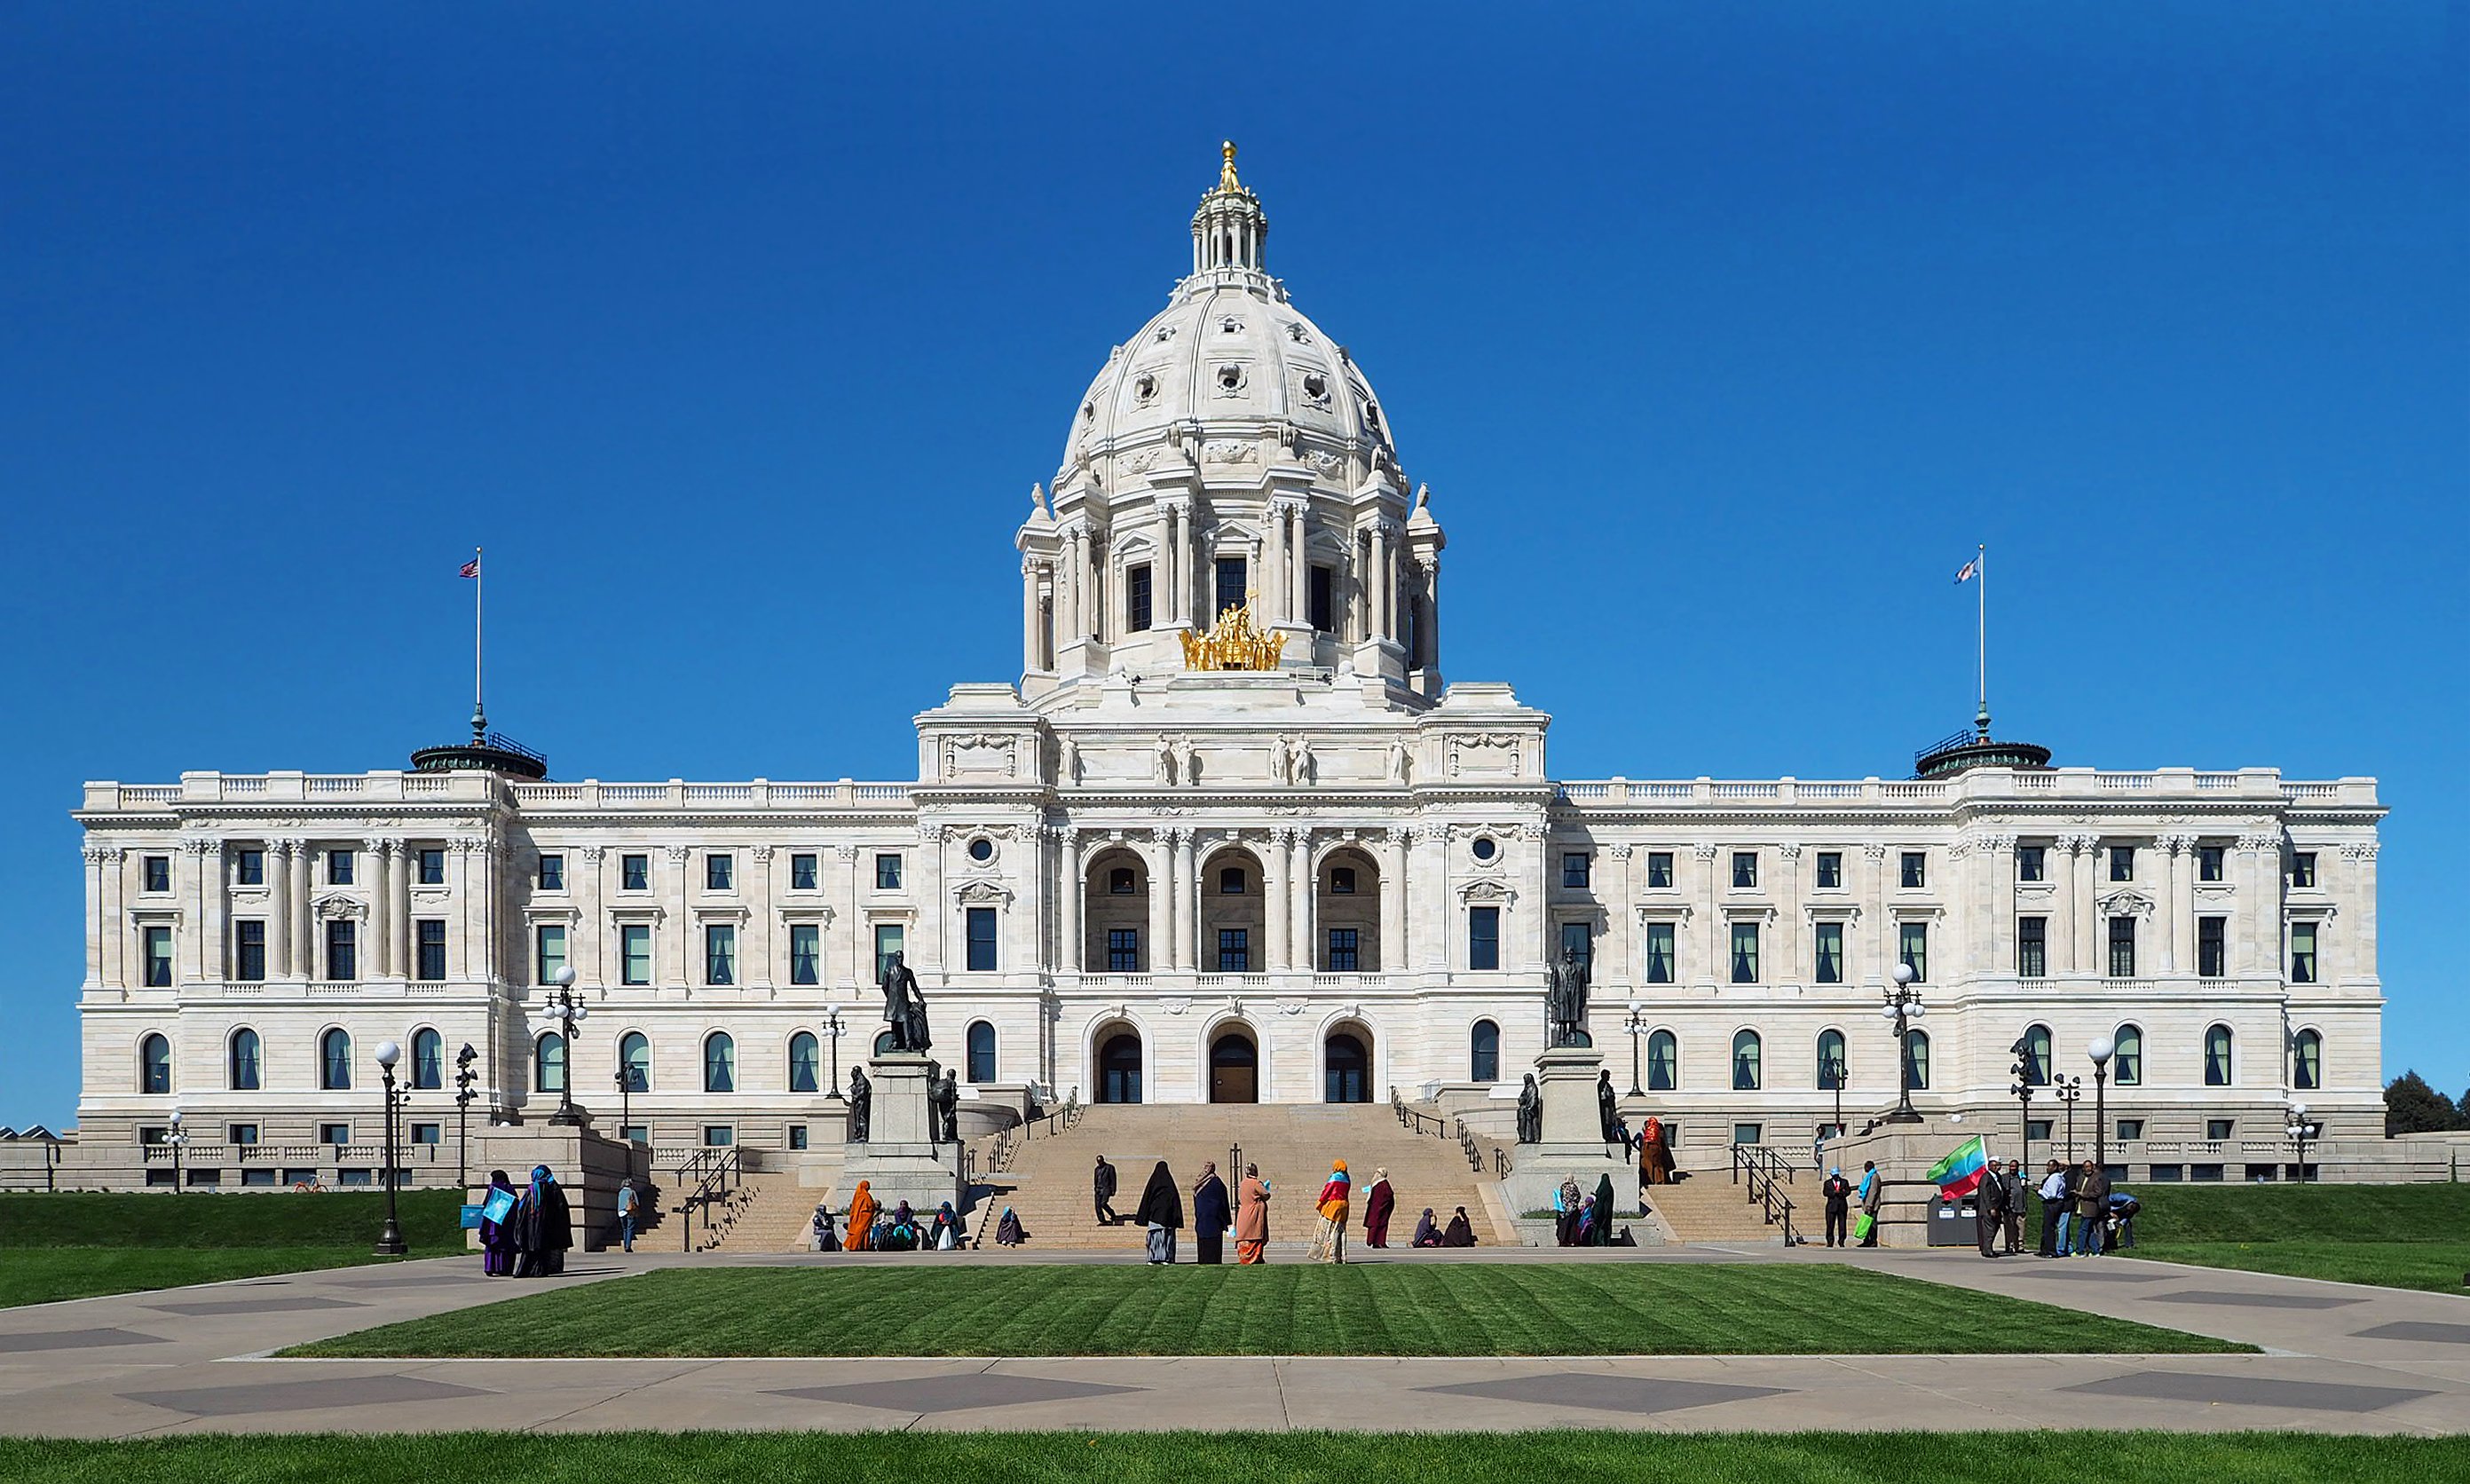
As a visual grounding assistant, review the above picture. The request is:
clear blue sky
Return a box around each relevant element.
[1,4,2461,1129]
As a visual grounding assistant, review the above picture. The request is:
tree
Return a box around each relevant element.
[2384,1071,2462,1134]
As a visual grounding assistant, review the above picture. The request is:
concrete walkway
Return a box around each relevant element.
[3,1245,2466,1437]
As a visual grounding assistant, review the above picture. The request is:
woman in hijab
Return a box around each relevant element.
[1591,1172,1620,1245]
[1191,1162,1231,1265]
[888,1200,918,1251]
[477,1170,518,1276]
[512,1164,572,1277]
[930,1201,961,1251]
[1235,1164,1271,1265]
[1133,1159,1183,1265]
[1554,1176,1584,1247]
[1442,1206,1477,1246]
[1362,1167,1396,1250]
[844,1180,878,1252]
[1306,1159,1351,1264]
[809,1204,840,1252]
[1640,1116,1673,1186]
[1411,1207,1440,1248]
[996,1205,1029,1246]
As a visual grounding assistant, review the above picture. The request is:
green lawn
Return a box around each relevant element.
[2122,1182,2470,1293]
[1,1432,2461,1484]
[292,1262,2242,1360]
[0,1190,468,1307]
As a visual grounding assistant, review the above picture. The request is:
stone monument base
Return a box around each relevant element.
[836,1053,964,1227]
[1503,1045,1638,1234]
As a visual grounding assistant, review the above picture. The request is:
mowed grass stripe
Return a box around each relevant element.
[288,1263,2245,1359]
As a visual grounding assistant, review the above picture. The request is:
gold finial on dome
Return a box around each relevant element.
[1219,139,1242,192]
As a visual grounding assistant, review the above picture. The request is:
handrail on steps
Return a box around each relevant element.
[672,1147,744,1252]
[1729,1142,1801,1246]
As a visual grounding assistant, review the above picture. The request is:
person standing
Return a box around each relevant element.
[845,1179,878,1253]
[2036,1160,2067,1258]
[1640,1117,1673,1188]
[1974,1163,2007,1258]
[1235,1164,1272,1265]
[1134,1159,1183,1265]
[615,1178,639,1254]
[477,1169,519,1276]
[1554,1175,1583,1247]
[1856,1161,1882,1247]
[1590,1172,1619,1246]
[1819,1167,1852,1248]
[1093,1155,1120,1227]
[512,1164,572,1277]
[2073,1159,2111,1257]
[2001,1161,2027,1253]
[1191,1162,1231,1265]
[1306,1159,1352,1264]
[1362,1167,1396,1249]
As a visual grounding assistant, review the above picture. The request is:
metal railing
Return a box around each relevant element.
[1393,1089,1448,1139]
[1454,1120,1485,1172]
[1730,1142,1801,1246]
[672,1147,743,1252]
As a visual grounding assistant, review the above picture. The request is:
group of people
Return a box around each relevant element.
[2028,1159,2140,1258]
[1819,1162,1886,1247]
[810,1180,970,1252]
[1551,1172,1626,1246]
[1409,1206,1480,1247]
[1094,1154,1444,1264]
[475,1165,574,1277]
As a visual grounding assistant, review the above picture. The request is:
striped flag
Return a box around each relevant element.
[1953,555,1979,584]
[1926,1134,1990,1200]
[459,556,481,579]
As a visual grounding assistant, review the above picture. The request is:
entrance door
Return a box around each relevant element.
[1324,1031,1369,1103]
[1210,1030,1259,1103]
[1099,1033,1143,1104]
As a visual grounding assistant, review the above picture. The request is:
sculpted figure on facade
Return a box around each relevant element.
[848,1065,872,1143]
[1516,1073,1542,1144]
[933,1068,960,1145]
[1545,945,1591,1047]
[880,951,930,1054]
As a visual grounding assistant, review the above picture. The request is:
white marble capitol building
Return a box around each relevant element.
[69,148,2386,1186]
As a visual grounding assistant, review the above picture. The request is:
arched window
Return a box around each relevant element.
[229,1028,262,1091]
[704,1032,737,1093]
[1903,1029,1931,1091]
[1816,1029,1847,1090]
[2112,1024,2143,1085]
[1731,1030,1762,1091]
[789,1032,821,1093]
[139,1033,171,1095]
[967,1021,996,1084]
[2204,1024,2234,1086]
[1470,1019,1501,1083]
[2021,1023,2053,1085]
[2292,1029,2323,1091]
[534,1032,567,1093]
[1646,1030,1677,1092]
[619,1031,651,1093]
[320,1028,352,1091]
[411,1028,444,1091]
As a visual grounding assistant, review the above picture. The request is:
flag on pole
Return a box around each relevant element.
[459,556,481,579]
[1953,555,1979,584]
[1925,1134,1990,1200]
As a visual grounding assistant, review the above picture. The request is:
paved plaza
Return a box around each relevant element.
[1,1246,2466,1437]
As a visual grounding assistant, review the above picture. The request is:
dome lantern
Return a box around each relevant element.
[1191,140,1268,279]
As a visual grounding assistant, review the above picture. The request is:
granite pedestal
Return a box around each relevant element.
[835,1053,965,1225]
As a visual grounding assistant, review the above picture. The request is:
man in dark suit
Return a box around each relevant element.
[2001,1160,2027,1252]
[1974,1163,2008,1258]
[1093,1155,1120,1226]
[1820,1167,1854,1248]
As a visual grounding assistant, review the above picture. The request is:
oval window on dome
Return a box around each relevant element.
[1217,364,1243,391]
[1472,836,1498,864]
[1133,374,1157,403]
[1082,401,1094,422]
[1302,372,1327,401]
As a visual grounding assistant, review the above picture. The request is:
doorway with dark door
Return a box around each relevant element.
[1325,1030,1370,1103]
[1098,1030,1143,1104]
[1210,1028,1259,1103]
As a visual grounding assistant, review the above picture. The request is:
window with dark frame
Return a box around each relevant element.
[1730,922,1760,983]
[2109,915,2136,978]
[1645,920,1675,983]
[1215,556,1247,617]
[1327,927,1360,972]
[791,853,817,890]
[1646,851,1675,889]
[2290,851,2316,888]
[1330,866,1356,895]
[1219,866,1245,895]
[537,853,564,890]
[1813,920,1843,983]
[144,926,173,987]
[2291,920,2318,983]
[2017,916,2047,978]
[2198,916,2227,978]
[966,907,998,972]
[328,849,354,885]
[533,924,566,985]
[414,920,444,982]
[1559,920,1592,972]
[2198,844,2225,882]
[143,855,170,893]
[1109,866,1136,895]
[1899,851,1926,889]
[1898,921,1928,982]
[2109,845,2135,882]
[1731,851,1758,889]
[1815,851,1842,889]
[416,848,446,885]
[1307,564,1334,632]
[621,853,649,891]
[706,853,733,891]
[706,924,738,985]
[1561,852,1590,889]
[1217,928,1251,973]
[789,923,821,985]
[236,848,264,886]
[620,924,652,986]
[2017,845,2046,882]
[1128,564,1153,633]
[1468,907,1500,971]
[876,853,904,891]
[1107,928,1140,972]
[234,920,266,982]
[327,920,359,982]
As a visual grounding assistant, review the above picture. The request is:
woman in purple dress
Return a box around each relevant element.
[477,1170,518,1276]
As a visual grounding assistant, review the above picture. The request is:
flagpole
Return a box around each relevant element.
[471,546,485,743]
[1974,543,1988,739]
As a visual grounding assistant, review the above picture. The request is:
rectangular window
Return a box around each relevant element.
[1899,851,1926,889]
[2290,851,2316,888]
[873,923,904,981]
[327,849,354,885]
[1898,921,1928,982]
[414,920,444,982]
[706,853,733,891]
[876,853,903,891]
[1815,851,1842,889]
[2116,1118,2145,1142]
[320,1123,351,1146]
[2109,845,2135,882]
[327,920,359,982]
[1732,1122,1763,1147]
[1646,851,1674,889]
[143,926,173,986]
[535,925,567,986]
[1731,851,1758,889]
[1731,922,1760,983]
[2017,845,2046,882]
[1217,928,1251,973]
[2290,921,2318,984]
[787,1125,809,1151]
[236,848,264,886]
[1813,920,1843,983]
[2017,917,2047,978]
[2198,916,2226,978]
[537,854,564,890]
[1559,920,1593,972]
[1327,927,1360,972]
[416,848,446,886]
[791,853,817,890]
[621,853,650,891]
[2198,844,2225,882]
[234,920,266,982]
[1561,852,1590,889]
[411,1122,442,1146]
[706,924,737,985]
[966,907,998,972]
[620,924,652,985]
[143,855,170,893]
[1468,907,1500,971]
[789,923,821,985]
[2206,1118,2235,1142]
[1214,556,1247,618]
[1107,928,1140,973]
[703,1125,735,1148]
[2108,915,2136,978]
[1330,867,1356,895]
[229,1124,259,1146]
[1645,921,1675,983]
[1127,564,1153,633]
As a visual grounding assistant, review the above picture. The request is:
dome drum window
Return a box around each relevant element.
[1214,363,1246,395]
[967,837,996,864]
[1133,373,1158,403]
[1301,371,1329,406]
[1470,836,1499,864]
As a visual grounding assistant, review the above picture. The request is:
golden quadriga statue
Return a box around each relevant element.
[1180,602,1285,671]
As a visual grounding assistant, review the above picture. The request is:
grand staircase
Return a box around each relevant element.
[979,1102,1516,1250]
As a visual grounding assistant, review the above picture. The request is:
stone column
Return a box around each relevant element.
[100,847,125,986]
[82,845,107,987]
[1144,832,1171,975]
[2342,841,2379,983]
[576,845,605,985]
[1290,829,1313,971]
[263,840,291,980]
[392,841,414,980]
[2073,837,2100,974]
[2169,833,2198,975]
[365,839,391,978]
[749,844,776,988]
[1369,526,1392,638]
[1379,829,1408,975]
[1264,831,1289,972]
[1988,836,2016,978]
[913,825,946,974]
[836,845,863,988]
[1061,830,1085,975]
[2234,832,2275,976]
[1021,560,1041,672]
[1172,828,1198,971]
[665,845,693,986]
[1777,843,1803,986]
[288,838,313,979]
[1697,843,1723,986]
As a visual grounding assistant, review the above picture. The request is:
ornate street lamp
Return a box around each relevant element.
[165,1107,187,1195]
[822,1006,848,1100]
[2008,1038,2036,1172]
[1623,1004,1648,1098]
[2088,1035,2115,1169]
[373,1041,406,1256]
[1881,962,1926,1125]
[1824,1049,1848,1140]
[2285,1100,2316,1184]
[453,1042,478,1188]
[2052,1075,2083,1164]
[545,965,590,1126]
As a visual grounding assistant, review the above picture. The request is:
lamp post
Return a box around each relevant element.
[822,1006,848,1099]
[2008,1038,2036,1172]
[1882,962,1926,1125]
[373,1041,406,1256]
[453,1042,478,1189]
[165,1107,186,1194]
[614,1062,636,1141]
[2052,1075,2082,1164]
[545,965,590,1126]
[2088,1036,2115,1170]
[2285,1101,2316,1183]
[1824,1050,1847,1140]
[1623,1004,1647,1098]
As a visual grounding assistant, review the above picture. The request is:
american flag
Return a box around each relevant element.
[1953,555,1978,584]
[459,556,481,579]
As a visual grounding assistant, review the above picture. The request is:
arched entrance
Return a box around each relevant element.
[1209,1027,1259,1103]
[1098,1029,1144,1104]
[1324,1029,1371,1103]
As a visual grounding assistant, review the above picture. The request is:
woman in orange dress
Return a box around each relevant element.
[1306,1159,1351,1264]
[844,1179,878,1252]
[1235,1164,1272,1264]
